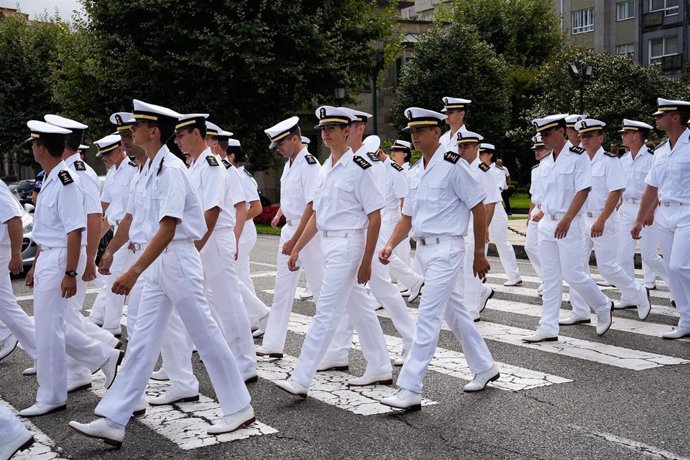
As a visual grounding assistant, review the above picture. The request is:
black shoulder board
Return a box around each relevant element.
[305,154,317,165]
[496,165,504,170]
[206,155,219,167]
[222,158,232,169]
[244,169,253,177]
[58,169,74,185]
[353,155,371,170]
[74,160,86,171]
[647,147,655,155]
[157,158,164,176]
[603,150,617,158]
[444,151,460,164]
[654,140,667,152]
[531,163,539,170]
[366,152,381,162]
[569,146,585,154]
[391,162,404,172]
[128,160,137,167]
[479,163,490,172]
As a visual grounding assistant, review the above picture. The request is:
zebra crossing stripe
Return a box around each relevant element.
[262,290,573,391]
[1,400,68,460]
[89,375,277,450]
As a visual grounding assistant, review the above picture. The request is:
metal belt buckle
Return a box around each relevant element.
[586,212,593,218]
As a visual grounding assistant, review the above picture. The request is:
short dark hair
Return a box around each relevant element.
[142,120,175,144]
[65,131,84,151]
[34,136,65,157]
[227,145,246,163]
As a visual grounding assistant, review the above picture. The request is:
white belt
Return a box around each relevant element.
[38,245,64,251]
[623,198,640,204]
[320,229,365,238]
[129,242,148,253]
[415,235,462,246]
[659,201,687,207]
[286,219,300,226]
[585,210,603,218]
[544,212,567,221]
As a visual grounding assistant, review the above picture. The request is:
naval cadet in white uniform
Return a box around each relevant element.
[617,119,668,301]
[20,121,121,417]
[525,134,551,295]
[380,107,498,411]
[439,96,471,152]
[563,119,651,324]
[632,98,690,339]
[524,114,614,343]
[69,100,254,446]
[273,106,392,397]
[0,405,33,460]
[257,116,324,358]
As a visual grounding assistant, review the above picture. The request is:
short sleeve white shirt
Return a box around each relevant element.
[101,158,138,225]
[64,153,102,215]
[619,148,654,201]
[0,182,22,245]
[585,147,625,213]
[540,141,592,215]
[279,148,321,221]
[646,129,690,203]
[126,160,149,244]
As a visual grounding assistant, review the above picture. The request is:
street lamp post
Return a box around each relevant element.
[370,52,385,135]
[334,79,346,104]
[568,63,592,114]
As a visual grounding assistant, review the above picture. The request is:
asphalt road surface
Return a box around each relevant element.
[1,234,689,460]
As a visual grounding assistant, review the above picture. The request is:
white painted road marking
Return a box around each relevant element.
[1,400,68,460]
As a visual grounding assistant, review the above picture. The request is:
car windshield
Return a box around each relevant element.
[16,180,34,191]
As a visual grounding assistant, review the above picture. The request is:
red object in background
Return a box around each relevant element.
[254,205,286,226]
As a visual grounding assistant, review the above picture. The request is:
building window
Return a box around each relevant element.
[617,1,635,20]
[616,43,635,56]
[650,0,679,16]
[571,8,595,34]
[649,36,679,65]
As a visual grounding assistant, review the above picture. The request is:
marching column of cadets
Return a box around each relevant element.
[0,94,687,456]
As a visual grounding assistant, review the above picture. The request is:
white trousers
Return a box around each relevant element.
[616,202,668,289]
[537,216,610,336]
[461,232,491,314]
[201,228,256,374]
[261,223,323,353]
[0,247,36,359]
[95,241,250,426]
[100,244,137,333]
[0,403,29,448]
[381,218,423,291]
[570,214,643,316]
[655,206,690,328]
[238,221,258,292]
[324,228,416,363]
[291,232,391,387]
[489,204,521,282]
[397,237,494,394]
[524,215,543,282]
[34,247,110,405]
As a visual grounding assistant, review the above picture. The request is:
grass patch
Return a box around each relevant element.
[509,192,531,209]
[255,223,282,235]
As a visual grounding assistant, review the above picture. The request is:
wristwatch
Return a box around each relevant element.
[65,270,78,277]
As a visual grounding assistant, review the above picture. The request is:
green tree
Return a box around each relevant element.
[0,14,67,175]
[55,0,396,170]
[392,23,511,144]
[511,48,690,156]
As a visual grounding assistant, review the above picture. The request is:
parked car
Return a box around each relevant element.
[7,182,19,195]
[15,179,35,204]
[9,194,37,269]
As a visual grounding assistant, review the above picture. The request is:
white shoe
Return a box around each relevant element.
[0,335,18,361]
[596,301,614,336]
[537,284,544,296]
[558,313,591,326]
[148,385,199,406]
[252,329,264,338]
[613,299,637,310]
[380,388,422,411]
[596,280,614,287]
[637,287,651,321]
[644,282,657,290]
[393,350,409,367]
[478,287,494,313]
[470,310,480,323]
[256,346,283,359]
[89,317,104,327]
[104,327,121,338]
[298,289,313,301]
[207,405,256,435]
[0,429,34,459]
[68,378,93,393]
[463,365,500,392]
[242,370,258,383]
[252,314,269,339]
[150,368,169,381]
[400,289,411,298]
[503,278,523,287]
[407,277,424,303]
[100,349,123,390]
[109,337,123,349]
[95,399,147,418]
[19,402,66,417]
[274,378,308,398]
[22,361,36,376]
[68,418,125,447]
[662,327,690,340]
[347,372,393,387]
[522,327,558,343]
[316,359,348,372]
